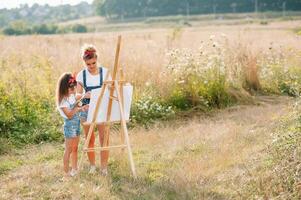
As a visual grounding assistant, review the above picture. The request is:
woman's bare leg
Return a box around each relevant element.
[83,124,96,166]
[97,124,109,170]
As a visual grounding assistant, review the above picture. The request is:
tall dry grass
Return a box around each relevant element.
[1,21,301,199]
[1,23,299,90]
[0,21,301,145]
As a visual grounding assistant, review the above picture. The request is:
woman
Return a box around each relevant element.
[76,44,110,176]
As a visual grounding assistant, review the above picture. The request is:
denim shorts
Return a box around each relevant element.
[63,114,80,138]
[79,110,88,122]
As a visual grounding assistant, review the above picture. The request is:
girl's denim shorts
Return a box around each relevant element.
[63,114,80,138]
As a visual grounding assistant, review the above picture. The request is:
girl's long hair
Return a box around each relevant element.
[56,73,72,107]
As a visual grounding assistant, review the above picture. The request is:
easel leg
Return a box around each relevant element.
[78,123,95,171]
[114,81,137,178]
[119,84,125,149]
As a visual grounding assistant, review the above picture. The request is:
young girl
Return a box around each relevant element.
[56,73,88,177]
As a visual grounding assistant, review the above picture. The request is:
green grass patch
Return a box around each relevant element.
[35,149,63,163]
[0,159,23,175]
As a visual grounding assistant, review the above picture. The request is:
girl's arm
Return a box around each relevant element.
[61,106,81,120]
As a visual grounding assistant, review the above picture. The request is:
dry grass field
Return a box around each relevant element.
[0,19,300,98]
[0,96,294,199]
[0,19,301,199]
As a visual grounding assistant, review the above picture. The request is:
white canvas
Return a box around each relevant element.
[87,84,133,123]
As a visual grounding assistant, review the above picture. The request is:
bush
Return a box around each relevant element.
[167,88,193,110]
[199,74,234,108]
[260,20,269,25]
[2,20,32,35]
[0,138,13,155]
[258,49,301,97]
[2,27,21,35]
[131,95,175,127]
[0,55,63,153]
[0,85,62,147]
[33,24,58,35]
[1,22,88,36]
[71,24,88,33]
[164,44,236,110]
[56,26,72,34]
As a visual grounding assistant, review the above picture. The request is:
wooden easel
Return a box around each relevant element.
[78,35,137,178]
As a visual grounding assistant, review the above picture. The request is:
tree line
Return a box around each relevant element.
[0,2,93,28]
[1,0,301,35]
[2,21,88,36]
[0,2,92,35]
[94,0,301,19]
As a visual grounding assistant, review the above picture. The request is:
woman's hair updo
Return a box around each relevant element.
[81,44,98,61]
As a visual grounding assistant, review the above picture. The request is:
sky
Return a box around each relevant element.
[0,0,94,9]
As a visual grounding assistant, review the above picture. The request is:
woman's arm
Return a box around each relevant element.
[76,82,91,100]
[76,82,84,100]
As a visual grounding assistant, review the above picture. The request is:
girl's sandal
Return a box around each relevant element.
[70,169,78,177]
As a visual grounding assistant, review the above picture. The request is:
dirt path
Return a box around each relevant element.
[0,96,294,199]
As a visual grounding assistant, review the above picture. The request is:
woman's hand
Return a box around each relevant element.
[84,91,91,99]
[81,104,89,112]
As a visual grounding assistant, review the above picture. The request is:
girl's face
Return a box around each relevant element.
[68,85,76,96]
[85,57,97,72]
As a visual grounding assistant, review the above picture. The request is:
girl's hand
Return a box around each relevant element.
[75,106,82,112]
[84,91,91,99]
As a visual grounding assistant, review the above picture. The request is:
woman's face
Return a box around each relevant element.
[85,57,97,72]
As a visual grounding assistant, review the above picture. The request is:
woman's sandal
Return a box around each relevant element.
[100,168,108,177]
[88,165,96,174]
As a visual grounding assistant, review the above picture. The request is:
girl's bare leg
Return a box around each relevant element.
[64,139,73,174]
[71,136,80,170]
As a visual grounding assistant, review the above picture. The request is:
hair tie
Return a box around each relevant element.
[68,76,76,84]
[84,49,96,57]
